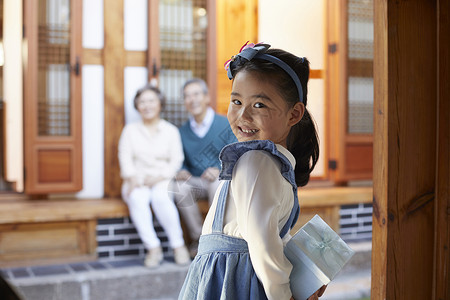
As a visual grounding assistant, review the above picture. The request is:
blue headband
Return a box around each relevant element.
[226,43,304,103]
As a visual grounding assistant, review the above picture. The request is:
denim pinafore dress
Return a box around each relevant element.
[178,140,300,300]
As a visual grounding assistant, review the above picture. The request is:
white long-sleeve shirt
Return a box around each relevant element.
[118,119,184,185]
[202,144,295,300]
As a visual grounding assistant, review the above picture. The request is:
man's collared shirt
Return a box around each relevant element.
[189,107,215,138]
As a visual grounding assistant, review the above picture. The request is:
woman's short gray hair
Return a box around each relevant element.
[133,84,166,110]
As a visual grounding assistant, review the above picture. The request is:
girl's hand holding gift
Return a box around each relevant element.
[307,285,327,300]
[290,284,327,300]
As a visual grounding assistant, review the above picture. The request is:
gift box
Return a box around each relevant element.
[284,214,355,300]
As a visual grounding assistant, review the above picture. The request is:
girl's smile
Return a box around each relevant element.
[240,127,259,134]
[227,71,303,147]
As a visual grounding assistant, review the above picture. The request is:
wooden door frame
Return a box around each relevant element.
[326,0,373,184]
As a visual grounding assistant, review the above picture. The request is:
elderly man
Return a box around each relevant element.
[173,78,236,256]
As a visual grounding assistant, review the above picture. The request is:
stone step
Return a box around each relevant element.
[6,261,189,300]
[4,242,371,300]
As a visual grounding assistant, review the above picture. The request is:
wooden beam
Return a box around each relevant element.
[125,51,147,66]
[103,0,125,197]
[0,220,97,268]
[372,1,438,299]
[299,186,372,207]
[309,69,324,79]
[0,198,128,224]
[82,48,103,65]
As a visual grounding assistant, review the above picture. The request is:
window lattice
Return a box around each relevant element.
[37,0,71,136]
[347,0,373,134]
[158,0,208,127]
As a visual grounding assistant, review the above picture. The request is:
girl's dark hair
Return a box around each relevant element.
[133,84,166,111]
[231,48,320,187]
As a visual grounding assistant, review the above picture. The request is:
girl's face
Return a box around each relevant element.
[227,71,304,147]
[136,90,161,122]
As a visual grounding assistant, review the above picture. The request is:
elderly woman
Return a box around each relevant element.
[118,84,190,268]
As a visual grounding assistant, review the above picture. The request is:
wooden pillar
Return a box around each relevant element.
[103,0,125,197]
[433,1,450,299]
[372,0,439,299]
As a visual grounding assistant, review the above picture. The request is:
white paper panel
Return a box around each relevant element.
[124,0,148,51]
[258,0,325,69]
[82,0,104,49]
[159,1,193,50]
[3,0,24,191]
[124,66,149,124]
[76,65,104,198]
[46,64,70,135]
[348,77,374,133]
[308,79,325,177]
[159,69,193,104]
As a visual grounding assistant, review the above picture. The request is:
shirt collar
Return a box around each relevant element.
[189,107,214,130]
[276,144,296,169]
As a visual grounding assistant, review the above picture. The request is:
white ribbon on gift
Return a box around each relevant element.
[290,215,355,279]
[285,240,331,285]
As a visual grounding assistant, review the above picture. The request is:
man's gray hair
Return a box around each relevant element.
[182,78,209,96]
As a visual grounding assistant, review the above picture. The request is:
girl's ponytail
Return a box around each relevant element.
[287,108,319,187]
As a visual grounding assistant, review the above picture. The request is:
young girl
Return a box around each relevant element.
[178,43,325,300]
